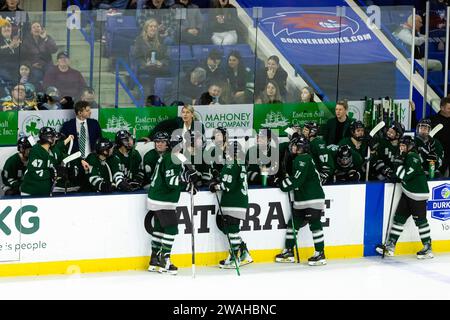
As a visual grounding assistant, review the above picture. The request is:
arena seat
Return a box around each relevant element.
[154,77,175,100]
[105,15,139,57]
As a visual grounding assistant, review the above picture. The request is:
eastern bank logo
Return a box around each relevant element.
[261,11,360,37]
[428,183,450,221]
[22,115,44,136]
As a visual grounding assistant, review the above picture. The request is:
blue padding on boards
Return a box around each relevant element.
[364,182,385,256]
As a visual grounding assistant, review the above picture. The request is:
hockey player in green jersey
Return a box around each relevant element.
[147,134,199,275]
[2,136,32,195]
[302,121,335,185]
[85,138,125,193]
[21,127,66,196]
[376,136,433,259]
[338,120,368,161]
[205,127,228,176]
[334,145,364,183]
[143,132,170,189]
[114,130,144,191]
[414,119,445,178]
[209,140,253,269]
[246,129,280,187]
[372,121,405,181]
[275,135,327,266]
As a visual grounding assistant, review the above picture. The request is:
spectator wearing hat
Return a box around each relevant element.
[0,0,29,36]
[21,21,58,83]
[43,51,87,100]
[0,18,21,86]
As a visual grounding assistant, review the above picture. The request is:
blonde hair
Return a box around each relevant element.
[0,18,11,28]
[182,105,198,121]
[141,18,160,46]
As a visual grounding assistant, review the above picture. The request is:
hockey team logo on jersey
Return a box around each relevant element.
[261,11,360,37]
[428,183,450,221]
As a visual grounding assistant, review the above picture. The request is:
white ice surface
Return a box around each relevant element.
[2,254,450,300]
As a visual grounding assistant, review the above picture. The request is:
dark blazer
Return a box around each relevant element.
[148,117,205,140]
[322,116,354,146]
[60,118,102,155]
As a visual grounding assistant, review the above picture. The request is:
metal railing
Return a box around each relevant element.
[115,58,145,108]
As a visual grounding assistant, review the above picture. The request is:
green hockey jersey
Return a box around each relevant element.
[86,153,123,192]
[21,144,55,196]
[147,152,187,211]
[113,148,144,183]
[1,153,26,192]
[338,137,368,161]
[143,149,162,188]
[280,153,325,210]
[414,136,445,177]
[218,161,249,220]
[333,148,364,182]
[310,137,335,178]
[395,151,430,201]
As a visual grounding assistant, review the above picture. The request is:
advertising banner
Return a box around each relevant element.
[99,107,178,140]
[0,112,19,145]
[17,109,99,139]
[183,104,254,138]
[253,102,335,135]
[0,185,365,264]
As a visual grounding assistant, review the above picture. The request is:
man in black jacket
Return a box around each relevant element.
[322,100,354,146]
[430,97,450,177]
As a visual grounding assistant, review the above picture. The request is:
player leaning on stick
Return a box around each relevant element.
[20,127,65,196]
[147,134,198,275]
[209,140,253,269]
[143,132,170,190]
[275,134,327,266]
[375,136,433,259]
[2,136,32,196]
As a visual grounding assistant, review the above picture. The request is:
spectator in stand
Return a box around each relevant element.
[256,55,287,100]
[91,0,131,10]
[209,0,238,45]
[60,100,102,159]
[171,0,204,44]
[18,63,38,91]
[1,83,38,111]
[43,51,87,100]
[136,0,175,45]
[80,87,98,109]
[145,94,165,107]
[202,48,226,86]
[430,97,450,176]
[21,21,58,83]
[300,86,315,103]
[225,50,254,104]
[322,100,354,147]
[255,80,283,105]
[165,67,207,106]
[134,18,169,97]
[198,82,229,105]
[40,86,62,111]
[0,0,29,35]
[0,18,20,86]
[393,14,442,71]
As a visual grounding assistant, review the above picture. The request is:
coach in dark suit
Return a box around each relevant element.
[60,100,102,158]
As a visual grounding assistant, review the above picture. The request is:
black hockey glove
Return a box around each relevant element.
[186,183,198,195]
[99,180,113,193]
[117,180,133,192]
[347,169,361,181]
[128,180,142,191]
[183,167,199,184]
[266,175,280,187]
[55,165,69,181]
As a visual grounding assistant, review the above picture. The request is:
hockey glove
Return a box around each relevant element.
[55,165,69,181]
[183,168,199,184]
[347,169,361,181]
[186,183,198,195]
[266,175,280,187]
[117,180,133,192]
[320,172,330,185]
[128,181,142,191]
[209,181,221,193]
[99,180,113,193]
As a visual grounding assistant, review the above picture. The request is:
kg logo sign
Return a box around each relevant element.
[261,11,360,37]
[428,183,450,221]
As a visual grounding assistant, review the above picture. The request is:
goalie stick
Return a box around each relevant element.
[365,121,386,181]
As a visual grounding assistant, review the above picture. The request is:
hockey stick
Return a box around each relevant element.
[430,123,443,138]
[50,152,82,196]
[382,182,397,259]
[281,149,300,263]
[365,121,386,181]
[214,192,241,276]
[175,153,197,278]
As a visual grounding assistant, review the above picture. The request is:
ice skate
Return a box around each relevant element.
[275,248,295,263]
[158,253,178,275]
[308,251,326,266]
[417,242,434,260]
[219,252,240,269]
[147,251,160,272]
[375,241,395,257]
[239,242,253,266]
